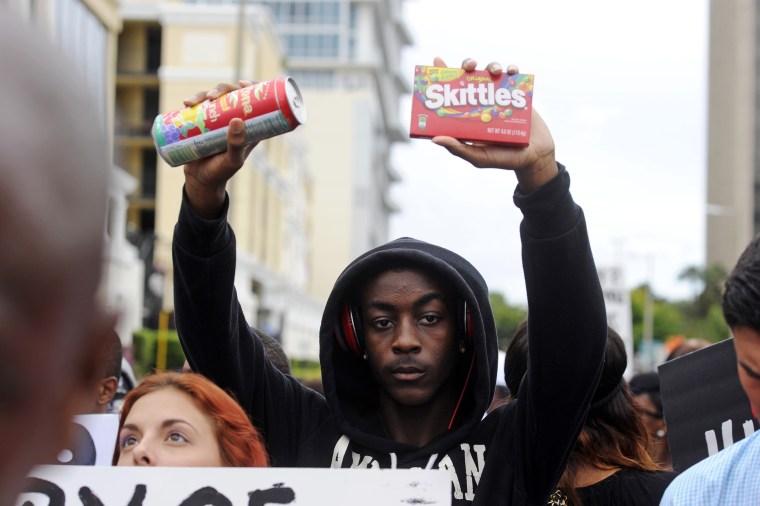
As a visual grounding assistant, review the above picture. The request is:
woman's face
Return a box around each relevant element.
[116,387,223,467]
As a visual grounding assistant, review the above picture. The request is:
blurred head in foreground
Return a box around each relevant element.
[0,12,111,505]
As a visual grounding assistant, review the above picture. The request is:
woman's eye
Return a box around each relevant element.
[167,432,188,443]
[120,435,138,449]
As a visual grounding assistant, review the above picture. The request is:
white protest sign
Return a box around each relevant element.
[17,465,451,505]
[56,414,119,466]
[597,265,634,380]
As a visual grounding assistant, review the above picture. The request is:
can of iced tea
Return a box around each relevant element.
[152,76,306,167]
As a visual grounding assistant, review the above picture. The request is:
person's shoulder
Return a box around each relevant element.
[661,431,760,504]
[609,468,678,497]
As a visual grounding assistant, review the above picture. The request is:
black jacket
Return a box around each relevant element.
[173,165,607,505]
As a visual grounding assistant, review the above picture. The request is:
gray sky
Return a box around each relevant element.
[390,0,709,305]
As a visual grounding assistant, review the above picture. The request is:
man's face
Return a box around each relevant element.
[360,269,460,408]
[732,325,760,420]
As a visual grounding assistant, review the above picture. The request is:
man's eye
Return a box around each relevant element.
[420,315,440,324]
[374,319,393,329]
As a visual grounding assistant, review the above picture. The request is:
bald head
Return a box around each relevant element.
[0,13,110,503]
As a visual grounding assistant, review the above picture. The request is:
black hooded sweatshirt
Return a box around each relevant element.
[173,165,607,506]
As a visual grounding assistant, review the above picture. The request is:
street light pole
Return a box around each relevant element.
[642,254,655,371]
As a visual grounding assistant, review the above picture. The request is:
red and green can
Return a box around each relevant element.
[152,76,306,167]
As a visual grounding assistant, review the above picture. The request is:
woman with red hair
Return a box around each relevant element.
[113,371,268,467]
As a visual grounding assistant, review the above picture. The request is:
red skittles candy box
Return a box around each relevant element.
[409,66,534,146]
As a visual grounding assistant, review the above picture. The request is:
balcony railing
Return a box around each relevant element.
[115,120,154,138]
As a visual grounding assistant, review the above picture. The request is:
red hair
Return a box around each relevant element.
[112,371,268,467]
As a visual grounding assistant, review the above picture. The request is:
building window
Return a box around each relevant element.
[55,0,107,127]
[285,33,339,58]
[141,149,158,199]
[147,25,162,73]
[264,1,340,25]
[290,70,336,88]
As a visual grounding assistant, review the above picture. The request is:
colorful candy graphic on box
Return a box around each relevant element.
[409,66,534,146]
[152,77,306,167]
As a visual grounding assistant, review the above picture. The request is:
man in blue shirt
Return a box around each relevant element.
[660,234,760,505]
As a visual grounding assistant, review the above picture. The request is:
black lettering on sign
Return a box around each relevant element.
[20,477,65,506]
[178,486,232,506]
[248,483,296,505]
[78,484,146,506]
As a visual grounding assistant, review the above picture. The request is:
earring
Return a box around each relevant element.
[362,351,368,361]
[459,340,466,353]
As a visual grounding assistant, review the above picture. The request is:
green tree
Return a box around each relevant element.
[489,292,528,351]
[630,284,685,350]
[675,263,730,342]
[678,263,728,317]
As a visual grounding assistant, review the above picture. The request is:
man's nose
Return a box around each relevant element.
[393,317,421,352]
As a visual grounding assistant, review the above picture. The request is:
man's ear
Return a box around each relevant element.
[67,311,120,416]
[96,377,119,412]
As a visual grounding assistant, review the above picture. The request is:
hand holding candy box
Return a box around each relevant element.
[418,57,557,194]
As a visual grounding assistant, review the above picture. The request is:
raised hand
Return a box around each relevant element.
[182,80,259,218]
[431,57,557,193]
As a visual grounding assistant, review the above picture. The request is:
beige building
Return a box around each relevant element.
[252,0,412,301]
[117,0,322,360]
[706,0,760,271]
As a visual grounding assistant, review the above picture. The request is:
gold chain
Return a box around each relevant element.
[547,489,568,506]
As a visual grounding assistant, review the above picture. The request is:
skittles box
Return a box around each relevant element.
[409,66,534,145]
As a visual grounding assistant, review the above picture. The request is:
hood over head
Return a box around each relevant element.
[319,237,498,453]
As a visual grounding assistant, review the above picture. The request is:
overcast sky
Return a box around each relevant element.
[389,0,709,306]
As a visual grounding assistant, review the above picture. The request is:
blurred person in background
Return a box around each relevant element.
[628,371,671,469]
[665,337,711,362]
[113,371,268,467]
[507,321,678,505]
[0,11,113,505]
[90,330,123,414]
[487,350,509,414]
[661,234,760,504]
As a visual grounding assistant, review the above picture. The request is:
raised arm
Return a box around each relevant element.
[172,83,329,465]
[432,57,606,503]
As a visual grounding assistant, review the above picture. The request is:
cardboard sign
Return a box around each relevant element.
[16,465,451,505]
[56,414,119,466]
[596,265,634,380]
[658,338,759,471]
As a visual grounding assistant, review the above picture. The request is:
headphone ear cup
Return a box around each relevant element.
[350,304,365,356]
[462,301,473,346]
[334,302,364,356]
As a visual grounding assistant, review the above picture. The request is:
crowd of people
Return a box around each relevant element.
[4,10,760,506]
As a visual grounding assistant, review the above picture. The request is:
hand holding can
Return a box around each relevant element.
[152,77,306,167]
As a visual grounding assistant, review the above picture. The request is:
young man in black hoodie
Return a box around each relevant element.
[173,58,607,505]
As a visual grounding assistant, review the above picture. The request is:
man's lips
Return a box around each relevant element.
[390,365,426,381]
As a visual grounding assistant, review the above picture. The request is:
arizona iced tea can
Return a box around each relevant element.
[152,77,306,167]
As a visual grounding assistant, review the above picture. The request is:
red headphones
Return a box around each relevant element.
[334,300,474,356]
